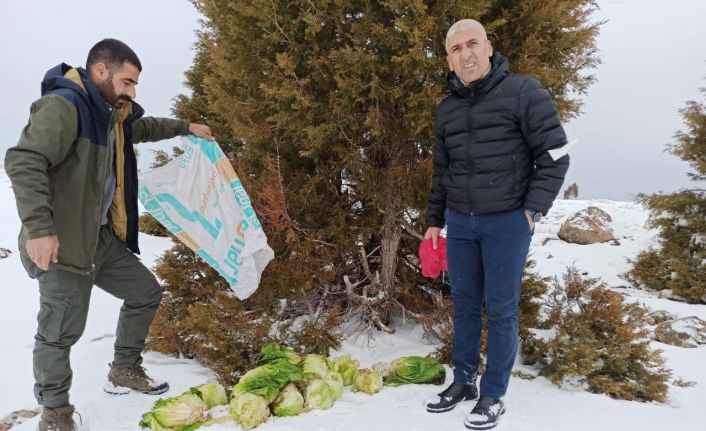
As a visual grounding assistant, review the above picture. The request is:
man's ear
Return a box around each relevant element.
[91,62,109,80]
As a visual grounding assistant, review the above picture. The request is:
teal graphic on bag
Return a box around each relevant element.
[138,136,273,299]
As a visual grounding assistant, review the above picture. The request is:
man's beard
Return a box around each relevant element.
[96,75,131,108]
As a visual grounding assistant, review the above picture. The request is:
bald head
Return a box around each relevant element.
[445,19,487,53]
[445,19,493,84]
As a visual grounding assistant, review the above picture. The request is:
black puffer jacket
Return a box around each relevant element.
[426,52,570,227]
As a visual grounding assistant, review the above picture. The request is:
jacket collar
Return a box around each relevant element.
[447,51,510,98]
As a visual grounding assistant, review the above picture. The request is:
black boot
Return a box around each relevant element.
[425,381,478,413]
[464,396,505,429]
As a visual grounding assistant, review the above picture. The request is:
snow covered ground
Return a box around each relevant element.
[1,165,705,431]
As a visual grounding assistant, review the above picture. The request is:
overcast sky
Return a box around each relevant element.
[0,0,201,171]
[1,0,705,201]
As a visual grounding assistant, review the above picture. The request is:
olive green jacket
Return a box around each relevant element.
[5,63,190,275]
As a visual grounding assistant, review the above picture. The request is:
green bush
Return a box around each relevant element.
[626,88,706,304]
[535,268,671,403]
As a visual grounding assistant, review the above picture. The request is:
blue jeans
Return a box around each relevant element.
[446,207,533,399]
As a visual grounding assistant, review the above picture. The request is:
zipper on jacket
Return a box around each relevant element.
[88,108,118,275]
[464,104,476,210]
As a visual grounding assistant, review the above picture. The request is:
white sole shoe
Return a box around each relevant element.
[103,380,169,395]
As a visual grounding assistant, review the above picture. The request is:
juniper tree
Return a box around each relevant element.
[626,86,706,303]
[147,0,601,378]
[534,268,670,402]
[563,182,579,199]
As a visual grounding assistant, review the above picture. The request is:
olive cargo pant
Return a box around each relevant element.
[22,225,162,408]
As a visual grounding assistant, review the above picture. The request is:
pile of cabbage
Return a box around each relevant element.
[139,343,446,430]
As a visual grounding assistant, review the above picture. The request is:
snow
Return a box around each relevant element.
[2,167,706,431]
[530,199,657,289]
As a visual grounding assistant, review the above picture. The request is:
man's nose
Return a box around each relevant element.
[127,87,136,100]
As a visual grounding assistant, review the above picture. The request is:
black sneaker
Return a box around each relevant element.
[425,381,478,413]
[464,396,505,429]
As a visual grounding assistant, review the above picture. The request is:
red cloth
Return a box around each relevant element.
[419,237,448,279]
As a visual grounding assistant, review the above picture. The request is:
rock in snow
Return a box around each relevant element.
[654,316,706,348]
[558,206,614,245]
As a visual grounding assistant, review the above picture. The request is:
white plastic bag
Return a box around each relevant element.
[138,136,273,299]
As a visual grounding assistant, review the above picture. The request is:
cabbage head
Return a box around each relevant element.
[138,412,171,431]
[351,369,383,395]
[301,354,331,380]
[272,383,304,417]
[303,379,336,410]
[331,354,359,385]
[232,360,303,402]
[374,356,446,386]
[149,393,209,428]
[327,371,344,400]
[229,393,269,429]
[257,343,302,365]
[140,411,224,431]
[189,381,228,408]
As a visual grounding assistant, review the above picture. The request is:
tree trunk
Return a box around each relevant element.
[378,188,403,323]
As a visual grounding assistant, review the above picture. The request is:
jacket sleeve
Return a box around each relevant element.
[425,109,449,228]
[130,117,190,143]
[4,95,78,239]
[518,78,570,215]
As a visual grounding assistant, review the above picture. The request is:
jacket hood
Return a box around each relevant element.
[41,63,84,96]
[447,51,510,98]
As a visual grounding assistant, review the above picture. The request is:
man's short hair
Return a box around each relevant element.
[86,38,142,72]
[446,19,487,53]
